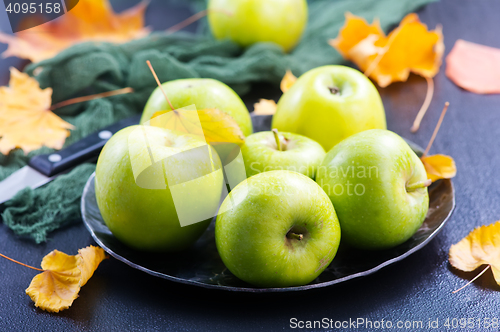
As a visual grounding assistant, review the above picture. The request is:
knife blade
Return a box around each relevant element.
[0,114,141,204]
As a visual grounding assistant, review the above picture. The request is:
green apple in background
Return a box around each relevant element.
[316,129,429,250]
[215,170,341,287]
[240,129,325,179]
[141,78,253,136]
[95,125,224,252]
[207,0,308,52]
[272,65,387,152]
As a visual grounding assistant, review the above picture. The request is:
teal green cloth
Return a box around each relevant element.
[0,0,436,243]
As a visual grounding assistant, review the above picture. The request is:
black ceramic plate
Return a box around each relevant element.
[81,116,455,292]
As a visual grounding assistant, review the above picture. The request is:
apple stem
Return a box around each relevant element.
[272,128,282,151]
[288,233,304,241]
[422,102,450,158]
[406,179,432,192]
[328,86,340,95]
[146,60,176,111]
[49,87,134,111]
[0,252,44,272]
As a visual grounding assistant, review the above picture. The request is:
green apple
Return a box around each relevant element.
[316,129,430,250]
[272,65,387,151]
[240,129,325,179]
[141,78,253,136]
[207,0,308,52]
[95,125,224,252]
[215,170,341,287]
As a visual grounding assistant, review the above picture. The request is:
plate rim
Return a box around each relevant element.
[82,171,455,293]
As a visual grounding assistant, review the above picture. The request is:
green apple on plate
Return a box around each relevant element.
[141,78,253,136]
[272,65,387,151]
[207,0,308,52]
[240,129,325,179]
[95,125,224,252]
[215,170,341,287]
[316,129,430,250]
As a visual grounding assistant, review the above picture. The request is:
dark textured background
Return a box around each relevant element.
[1,0,499,331]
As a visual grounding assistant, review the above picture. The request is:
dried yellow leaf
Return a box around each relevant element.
[421,154,456,182]
[26,246,106,313]
[253,99,277,116]
[280,70,297,93]
[0,68,74,155]
[330,13,444,87]
[449,221,500,285]
[151,108,245,144]
[0,0,150,63]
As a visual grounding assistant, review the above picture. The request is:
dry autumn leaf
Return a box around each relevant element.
[151,108,245,144]
[0,67,74,154]
[449,221,500,288]
[0,0,150,63]
[253,99,277,116]
[280,70,297,93]
[25,246,106,312]
[330,13,444,88]
[421,154,457,182]
[446,39,500,94]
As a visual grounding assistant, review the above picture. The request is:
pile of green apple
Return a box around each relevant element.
[95,64,430,288]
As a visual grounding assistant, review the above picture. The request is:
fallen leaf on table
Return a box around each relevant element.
[330,13,444,88]
[151,108,245,144]
[253,99,277,116]
[26,246,106,313]
[446,39,500,94]
[0,67,74,154]
[421,154,457,182]
[449,221,500,288]
[280,70,297,93]
[0,0,150,63]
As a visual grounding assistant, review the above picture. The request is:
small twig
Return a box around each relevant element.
[49,87,134,111]
[146,60,175,111]
[0,252,44,272]
[452,264,491,294]
[411,77,435,133]
[423,102,450,158]
[166,9,232,34]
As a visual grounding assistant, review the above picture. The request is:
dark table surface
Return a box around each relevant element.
[1,0,500,331]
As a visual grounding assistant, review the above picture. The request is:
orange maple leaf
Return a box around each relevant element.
[0,0,150,63]
[0,68,74,154]
[25,246,107,312]
[330,13,444,87]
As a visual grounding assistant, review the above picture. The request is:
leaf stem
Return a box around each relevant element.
[166,9,233,34]
[452,264,491,294]
[423,102,449,157]
[411,77,434,133]
[272,128,282,151]
[0,252,44,272]
[146,60,175,111]
[49,87,134,111]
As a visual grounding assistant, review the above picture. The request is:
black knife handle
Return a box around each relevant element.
[28,114,141,177]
